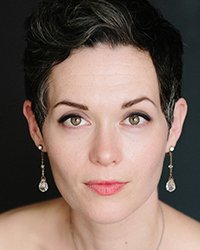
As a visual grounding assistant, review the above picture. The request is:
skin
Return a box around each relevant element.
[44,44,170,224]
[34,44,185,223]
[1,44,199,249]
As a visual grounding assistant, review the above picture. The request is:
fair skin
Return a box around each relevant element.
[0,45,199,250]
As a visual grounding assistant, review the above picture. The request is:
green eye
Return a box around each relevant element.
[129,115,140,125]
[58,113,90,128]
[70,116,82,126]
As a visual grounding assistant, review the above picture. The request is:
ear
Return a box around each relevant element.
[23,100,47,151]
[166,98,188,152]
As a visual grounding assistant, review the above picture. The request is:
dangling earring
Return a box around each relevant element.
[166,146,176,192]
[38,145,48,192]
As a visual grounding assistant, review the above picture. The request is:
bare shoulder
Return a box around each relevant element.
[0,198,71,250]
[161,202,200,249]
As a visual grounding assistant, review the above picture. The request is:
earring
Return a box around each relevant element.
[38,145,48,192]
[166,146,176,192]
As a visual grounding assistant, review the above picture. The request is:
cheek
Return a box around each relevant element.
[44,134,88,192]
[46,145,79,177]
[46,145,84,206]
[122,126,168,181]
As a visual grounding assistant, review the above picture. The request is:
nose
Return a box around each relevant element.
[89,127,122,167]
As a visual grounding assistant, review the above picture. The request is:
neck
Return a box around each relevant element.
[70,192,164,250]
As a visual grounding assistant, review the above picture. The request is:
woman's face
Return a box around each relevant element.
[40,45,173,222]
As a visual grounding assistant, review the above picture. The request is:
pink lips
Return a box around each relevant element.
[85,181,127,196]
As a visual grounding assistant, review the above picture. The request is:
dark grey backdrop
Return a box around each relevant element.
[0,0,200,221]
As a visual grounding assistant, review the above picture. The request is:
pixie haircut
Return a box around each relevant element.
[24,0,183,129]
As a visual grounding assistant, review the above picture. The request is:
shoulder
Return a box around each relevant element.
[0,198,71,250]
[161,202,200,249]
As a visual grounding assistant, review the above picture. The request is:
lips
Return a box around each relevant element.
[85,180,127,196]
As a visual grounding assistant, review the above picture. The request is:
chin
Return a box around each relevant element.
[77,198,141,224]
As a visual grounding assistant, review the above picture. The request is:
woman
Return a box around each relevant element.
[0,0,199,249]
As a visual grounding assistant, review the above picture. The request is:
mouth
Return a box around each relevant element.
[84,180,128,196]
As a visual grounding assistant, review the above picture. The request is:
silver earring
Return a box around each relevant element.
[166,146,176,192]
[38,145,48,192]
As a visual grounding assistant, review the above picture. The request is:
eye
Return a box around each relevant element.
[123,112,151,126]
[70,116,82,126]
[58,114,89,127]
[128,114,140,125]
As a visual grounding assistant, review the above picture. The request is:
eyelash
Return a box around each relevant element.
[122,112,151,126]
[57,112,151,128]
[58,113,80,124]
[128,112,151,121]
[58,113,88,127]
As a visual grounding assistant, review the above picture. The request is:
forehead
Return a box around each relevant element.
[48,45,160,105]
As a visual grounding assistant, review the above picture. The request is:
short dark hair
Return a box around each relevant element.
[24,0,183,129]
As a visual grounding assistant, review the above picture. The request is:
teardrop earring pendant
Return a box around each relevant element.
[166,146,176,192]
[38,145,48,192]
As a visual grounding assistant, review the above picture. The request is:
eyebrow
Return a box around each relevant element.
[53,96,155,111]
[53,100,89,110]
[121,97,156,109]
